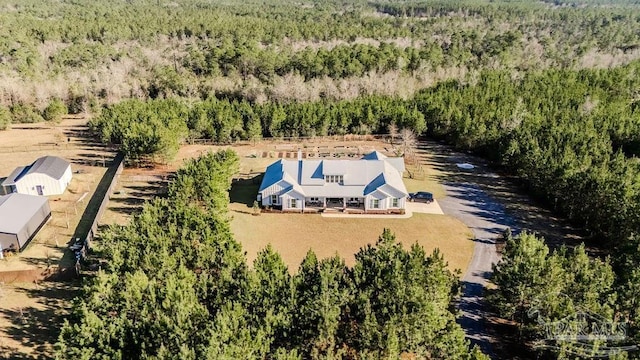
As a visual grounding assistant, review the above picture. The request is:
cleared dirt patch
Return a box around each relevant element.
[0,281,79,359]
[0,118,115,271]
[0,118,113,359]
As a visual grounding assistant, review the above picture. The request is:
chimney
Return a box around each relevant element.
[297,149,303,184]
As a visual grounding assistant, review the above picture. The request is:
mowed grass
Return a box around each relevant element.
[229,183,473,275]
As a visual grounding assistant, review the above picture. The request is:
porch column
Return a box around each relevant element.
[323,197,326,208]
[343,197,347,211]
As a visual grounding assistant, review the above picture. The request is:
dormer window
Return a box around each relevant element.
[325,175,343,184]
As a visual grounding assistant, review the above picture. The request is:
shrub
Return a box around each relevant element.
[42,99,68,123]
[10,104,44,123]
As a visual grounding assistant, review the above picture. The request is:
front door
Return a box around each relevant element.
[36,185,43,195]
[326,198,343,208]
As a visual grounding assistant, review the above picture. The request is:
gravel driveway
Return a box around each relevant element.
[420,142,519,357]
[439,182,517,356]
[416,140,584,358]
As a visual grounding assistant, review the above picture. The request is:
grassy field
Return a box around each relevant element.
[229,182,473,275]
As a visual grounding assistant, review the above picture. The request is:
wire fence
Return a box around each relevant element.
[0,143,78,154]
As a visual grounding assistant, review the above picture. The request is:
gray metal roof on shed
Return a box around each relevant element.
[2,156,70,186]
[0,193,49,234]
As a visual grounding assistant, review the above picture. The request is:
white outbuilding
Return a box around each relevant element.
[1,156,72,196]
[0,193,51,252]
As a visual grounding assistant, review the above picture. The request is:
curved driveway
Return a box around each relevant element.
[439,182,516,356]
[423,143,519,357]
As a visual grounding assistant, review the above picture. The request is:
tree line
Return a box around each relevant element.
[56,149,487,359]
[5,0,640,107]
[0,98,69,129]
[88,96,426,161]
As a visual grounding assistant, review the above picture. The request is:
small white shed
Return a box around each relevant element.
[1,156,72,196]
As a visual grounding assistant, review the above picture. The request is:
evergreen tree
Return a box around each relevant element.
[42,98,68,124]
[0,105,10,130]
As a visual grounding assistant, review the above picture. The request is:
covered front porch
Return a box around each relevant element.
[304,197,365,212]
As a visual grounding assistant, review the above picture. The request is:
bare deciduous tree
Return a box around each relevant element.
[400,128,417,157]
[388,122,398,144]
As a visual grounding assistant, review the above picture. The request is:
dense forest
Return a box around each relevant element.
[4,0,640,114]
[56,150,487,359]
[488,230,640,358]
[85,64,640,357]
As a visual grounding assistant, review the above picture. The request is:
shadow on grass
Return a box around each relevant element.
[0,281,81,359]
[105,206,142,217]
[69,153,112,167]
[104,182,168,218]
[62,127,106,151]
[229,174,262,208]
[19,255,60,268]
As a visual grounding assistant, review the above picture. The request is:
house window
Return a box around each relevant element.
[308,197,320,202]
[370,199,380,209]
[392,198,399,207]
[325,175,344,184]
[271,195,278,204]
[290,198,297,208]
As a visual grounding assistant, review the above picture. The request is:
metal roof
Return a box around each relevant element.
[0,193,49,234]
[259,152,408,198]
[2,156,70,186]
[361,151,387,160]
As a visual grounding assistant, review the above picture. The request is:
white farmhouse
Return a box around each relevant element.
[1,156,72,196]
[258,151,408,214]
